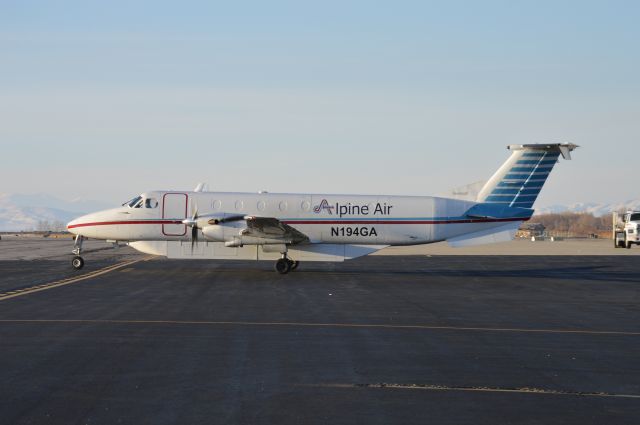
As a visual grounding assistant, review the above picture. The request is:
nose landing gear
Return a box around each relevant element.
[71,235,85,270]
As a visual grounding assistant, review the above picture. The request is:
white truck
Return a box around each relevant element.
[613,211,640,249]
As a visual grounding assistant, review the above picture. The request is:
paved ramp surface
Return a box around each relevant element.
[0,256,639,425]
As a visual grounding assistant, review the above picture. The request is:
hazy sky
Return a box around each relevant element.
[1,0,639,207]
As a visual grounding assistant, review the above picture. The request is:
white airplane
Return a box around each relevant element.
[67,143,577,274]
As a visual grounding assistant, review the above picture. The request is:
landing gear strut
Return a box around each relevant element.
[71,235,85,270]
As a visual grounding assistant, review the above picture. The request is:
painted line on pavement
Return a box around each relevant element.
[301,383,640,399]
[0,318,637,336]
[0,257,151,302]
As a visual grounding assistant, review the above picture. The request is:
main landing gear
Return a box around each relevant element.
[274,254,299,275]
[71,235,85,270]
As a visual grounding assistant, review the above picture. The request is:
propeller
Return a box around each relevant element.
[182,203,200,251]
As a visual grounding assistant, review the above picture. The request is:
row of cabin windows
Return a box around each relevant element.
[123,196,313,212]
[212,200,312,212]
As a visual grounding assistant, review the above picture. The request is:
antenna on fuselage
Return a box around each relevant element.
[194,182,209,192]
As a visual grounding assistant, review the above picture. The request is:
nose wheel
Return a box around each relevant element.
[72,256,85,270]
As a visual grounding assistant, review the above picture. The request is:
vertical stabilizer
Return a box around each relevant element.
[476,143,578,208]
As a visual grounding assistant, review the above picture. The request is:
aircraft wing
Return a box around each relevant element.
[241,216,309,244]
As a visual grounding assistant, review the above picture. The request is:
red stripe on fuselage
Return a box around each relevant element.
[68,217,527,229]
[67,220,182,229]
[283,218,527,225]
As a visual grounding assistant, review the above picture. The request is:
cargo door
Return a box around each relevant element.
[162,193,188,236]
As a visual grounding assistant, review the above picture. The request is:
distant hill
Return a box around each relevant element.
[535,200,640,217]
[0,193,113,231]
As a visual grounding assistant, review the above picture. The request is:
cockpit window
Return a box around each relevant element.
[145,198,158,208]
[123,196,142,208]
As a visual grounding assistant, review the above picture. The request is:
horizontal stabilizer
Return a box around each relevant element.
[465,203,533,220]
[447,222,521,248]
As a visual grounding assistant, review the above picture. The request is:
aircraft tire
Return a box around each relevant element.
[275,258,291,274]
[72,256,84,270]
[290,260,299,270]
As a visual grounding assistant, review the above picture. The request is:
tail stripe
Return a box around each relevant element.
[477,144,577,210]
[497,182,544,189]
[504,173,551,180]
[516,159,558,165]
[510,166,554,172]
[487,151,560,208]
[490,188,542,195]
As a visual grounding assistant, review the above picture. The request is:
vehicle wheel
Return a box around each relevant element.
[71,256,84,270]
[290,260,299,270]
[626,240,632,249]
[275,258,291,274]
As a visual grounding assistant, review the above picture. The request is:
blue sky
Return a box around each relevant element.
[1,0,639,207]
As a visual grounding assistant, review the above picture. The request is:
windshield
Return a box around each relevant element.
[630,213,640,221]
[122,196,142,208]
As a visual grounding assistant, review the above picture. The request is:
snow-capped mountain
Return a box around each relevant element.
[0,193,113,231]
[535,200,640,216]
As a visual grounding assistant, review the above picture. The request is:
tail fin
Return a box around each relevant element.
[476,143,578,208]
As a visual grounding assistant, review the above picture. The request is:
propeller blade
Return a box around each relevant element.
[189,201,199,253]
[191,224,198,251]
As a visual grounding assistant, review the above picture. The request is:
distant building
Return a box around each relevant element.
[517,223,546,238]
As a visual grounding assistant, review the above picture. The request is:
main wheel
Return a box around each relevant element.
[275,258,291,274]
[71,256,84,270]
[290,260,299,270]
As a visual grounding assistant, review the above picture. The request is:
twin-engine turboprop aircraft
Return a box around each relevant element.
[67,143,577,273]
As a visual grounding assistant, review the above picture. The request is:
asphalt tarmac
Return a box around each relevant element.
[1,254,639,425]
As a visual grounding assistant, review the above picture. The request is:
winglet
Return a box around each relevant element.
[558,143,579,160]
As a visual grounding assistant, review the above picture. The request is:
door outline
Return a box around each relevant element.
[162,193,188,236]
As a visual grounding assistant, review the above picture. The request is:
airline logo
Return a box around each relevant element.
[313,199,334,214]
[313,199,393,217]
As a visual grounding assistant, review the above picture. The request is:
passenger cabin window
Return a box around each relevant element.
[145,198,158,208]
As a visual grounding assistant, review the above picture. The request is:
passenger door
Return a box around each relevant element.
[162,193,188,236]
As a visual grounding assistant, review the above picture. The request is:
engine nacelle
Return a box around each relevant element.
[224,237,290,247]
[201,224,230,242]
[201,224,290,247]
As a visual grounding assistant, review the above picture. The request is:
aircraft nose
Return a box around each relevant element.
[67,214,90,235]
[67,218,80,235]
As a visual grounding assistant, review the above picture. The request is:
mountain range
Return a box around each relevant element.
[1,192,639,231]
[534,200,640,217]
[0,193,112,232]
